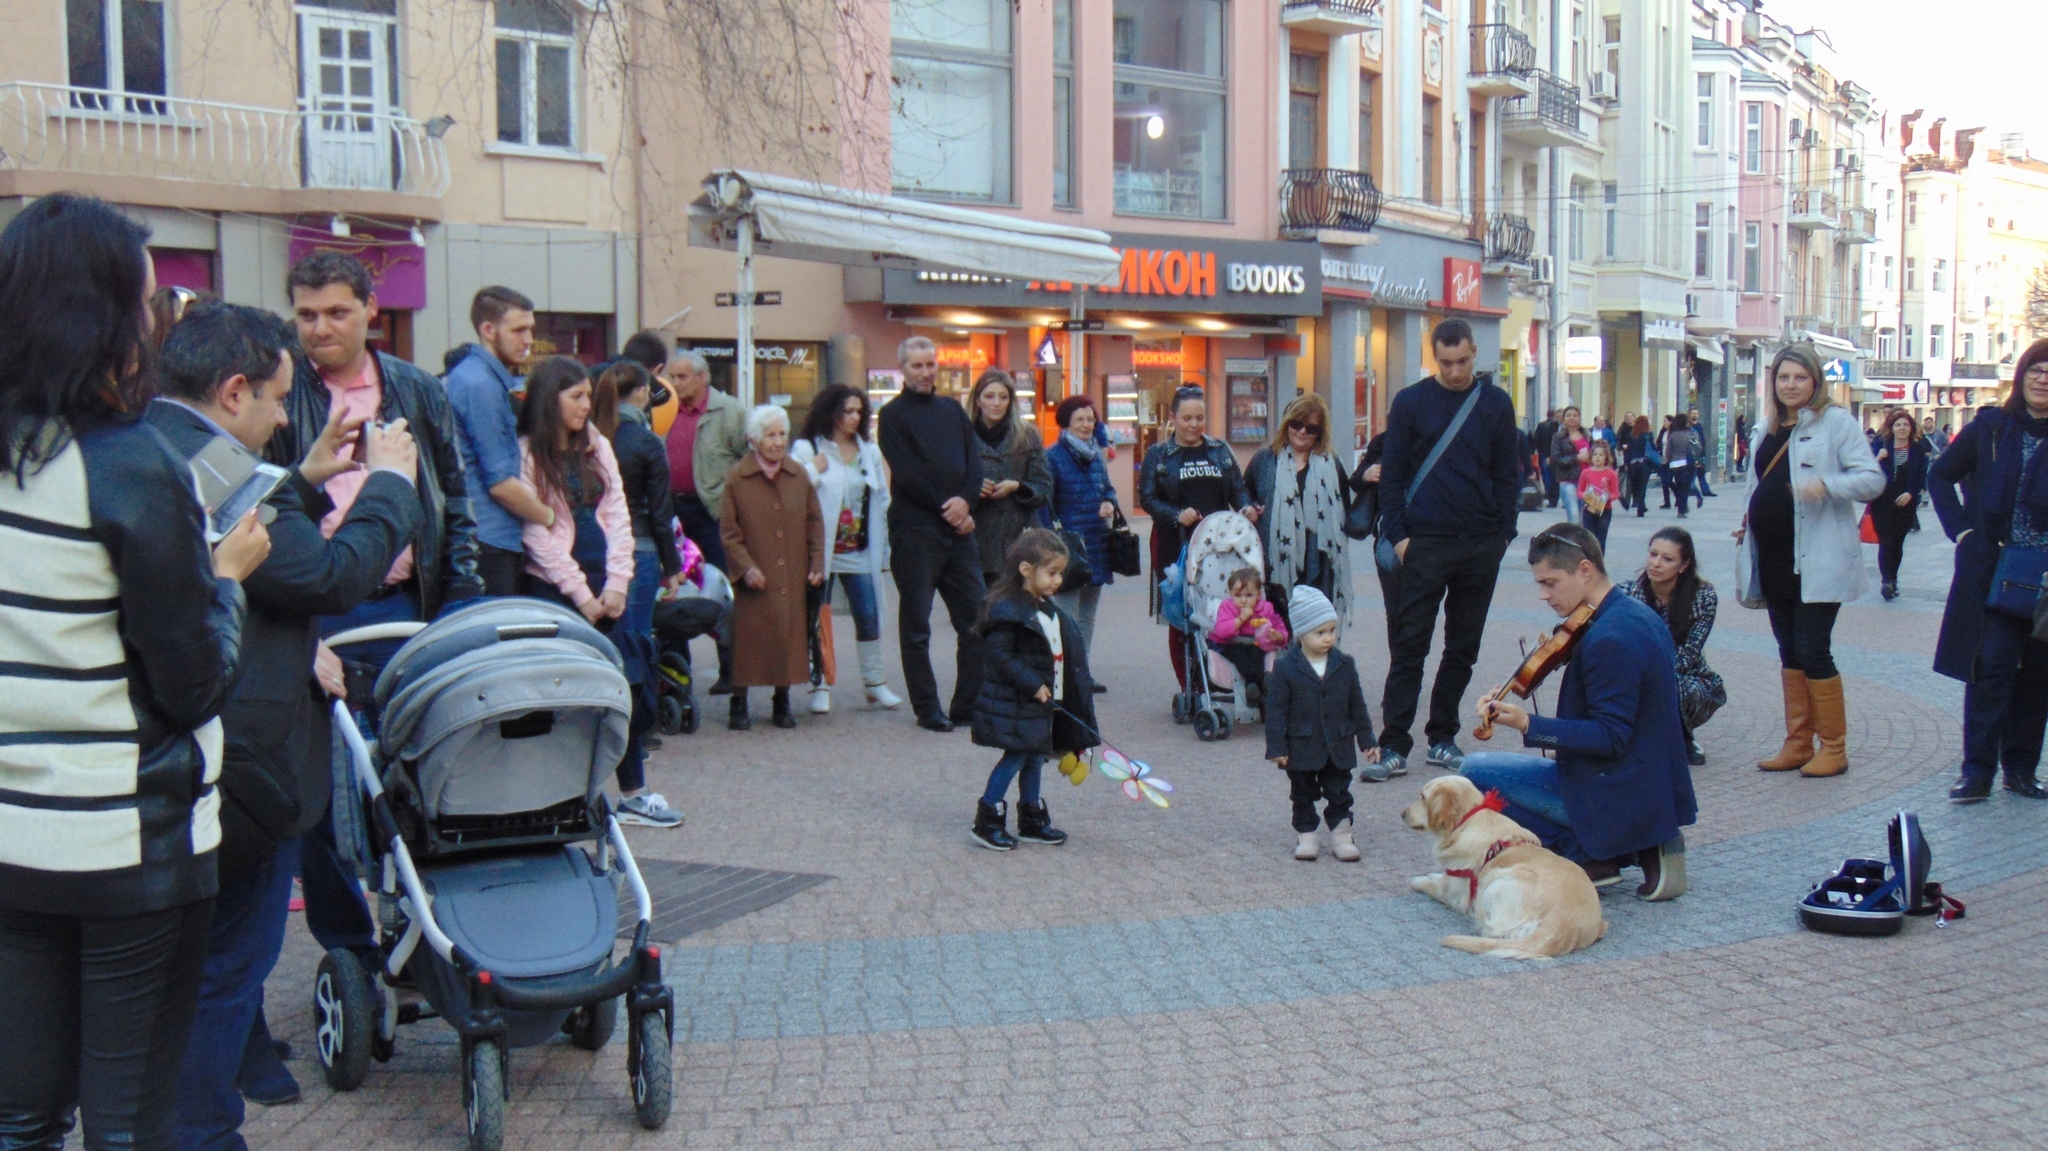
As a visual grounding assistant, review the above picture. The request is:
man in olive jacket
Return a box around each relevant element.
[149,304,421,1150]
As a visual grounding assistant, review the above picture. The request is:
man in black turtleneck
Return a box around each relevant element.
[878,335,986,732]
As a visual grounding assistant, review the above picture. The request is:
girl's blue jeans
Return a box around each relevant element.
[982,750,1045,807]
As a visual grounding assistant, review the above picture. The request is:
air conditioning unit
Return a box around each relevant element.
[1845,153,1862,173]
[1803,129,1820,149]
[1586,72,1617,104]
[1529,254,1555,284]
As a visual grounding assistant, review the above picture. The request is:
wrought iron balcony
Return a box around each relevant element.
[1279,168,1382,238]
[1952,361,2003,380]
[1280,0,1382,36]
[1500,71,1581,147]
[1839,204,1878,243]
[1469,24,1536,97]
[1865,359,1924,380]
[1483,211,1535,265]
[0,81,450,198]
[1789,187,1839,231]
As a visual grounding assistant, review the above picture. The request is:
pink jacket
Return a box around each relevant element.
[1211,597,1289,652]
[520,433,636,606]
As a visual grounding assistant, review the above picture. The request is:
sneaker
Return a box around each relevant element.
[1425,742,1464,772]
[618,793,684,828]
[1357,756,1392,783]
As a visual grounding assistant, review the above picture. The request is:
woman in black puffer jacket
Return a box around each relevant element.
[968,530,1098,852]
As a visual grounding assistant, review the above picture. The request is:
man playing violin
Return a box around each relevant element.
[1465,523,1698,899]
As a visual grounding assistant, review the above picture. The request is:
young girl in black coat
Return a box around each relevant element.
[970,529,1099,850]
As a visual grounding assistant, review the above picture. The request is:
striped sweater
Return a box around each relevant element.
[0,419,245,916]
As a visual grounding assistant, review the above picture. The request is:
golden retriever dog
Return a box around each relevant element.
[1400,775,1607,960]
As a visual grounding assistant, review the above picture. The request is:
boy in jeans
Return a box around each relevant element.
[1265,587,1380,861]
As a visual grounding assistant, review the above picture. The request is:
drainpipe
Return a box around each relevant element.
[1547,0,1567,422]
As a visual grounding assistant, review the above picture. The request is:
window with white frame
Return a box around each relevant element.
[1569,181,1588,262]
[1884,255,1894,289]
[66,0,168,112]
[1930,324,1945,360]
[1885,187,1894,221]
[1878,328,1894,359]
[1694,203,1711,278]
[1905,257,1916,291]
[1053,0,1075,207]
[1725,206,1736,284]
[495,0,575,149]
[1906,191,1917,225]
[1933,258,1946,292]
[1904,324,1915,358]
[1742,221,1760,291]
[1744,103,1762,173]
[1962,331,1974,362]
[1603,182,1617,259]
[1111,0,1228,219]
[893,0,1015,202]
[1695,74,1713,148]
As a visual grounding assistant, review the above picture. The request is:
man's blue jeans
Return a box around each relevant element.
[1458,752,1590,863]
[174,839,299,1151]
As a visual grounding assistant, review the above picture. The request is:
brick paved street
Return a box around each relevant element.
[245,479,2048,1151]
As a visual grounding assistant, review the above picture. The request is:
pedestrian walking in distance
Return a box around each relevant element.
[1869,408,1929,602]
[969,530,1097,851]
[1736,343,1884,779]
[1374,318,1522,776]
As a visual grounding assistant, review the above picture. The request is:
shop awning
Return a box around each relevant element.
[1687,338,1724,365]
[1794,329,1859,355]
[687,170,1124,286]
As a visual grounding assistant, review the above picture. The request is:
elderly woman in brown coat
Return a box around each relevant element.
[720,404,825,730]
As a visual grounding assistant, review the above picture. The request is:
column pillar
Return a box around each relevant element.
[1319,303,1362,467]
[1388,310,1427,393]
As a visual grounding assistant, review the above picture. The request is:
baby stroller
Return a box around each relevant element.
[1160,509,1265,742]
[649,537,734,736]
[318,599,673,1151]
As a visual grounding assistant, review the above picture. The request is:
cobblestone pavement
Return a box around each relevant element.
[246,477,2048,1150]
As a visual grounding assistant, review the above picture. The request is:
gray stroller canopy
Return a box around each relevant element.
[375,599,631,820]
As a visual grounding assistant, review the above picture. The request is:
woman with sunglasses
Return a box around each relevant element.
[1246,393,1352,635]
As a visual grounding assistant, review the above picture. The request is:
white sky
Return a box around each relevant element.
[1755,0,2048,154]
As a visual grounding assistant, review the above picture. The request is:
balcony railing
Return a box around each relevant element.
[1279,168,1383,238]
[1839,204,1878,243]
[1484,211,1535,264]
[1469,24,1536,97]
[1952,362,2003,380]
[1280,0,1383,35]
[1789,187,1839,230]
[0,81,450,198]
[1865,359,1923,380]
[1500,71,1581,147]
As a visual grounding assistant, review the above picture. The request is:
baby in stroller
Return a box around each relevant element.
[1208,566,1289,722]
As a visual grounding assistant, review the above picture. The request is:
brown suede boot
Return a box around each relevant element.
[1758,669,1815,772]
[1802,675,1849,777]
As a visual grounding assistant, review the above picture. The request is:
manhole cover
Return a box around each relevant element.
[622,860,831,942]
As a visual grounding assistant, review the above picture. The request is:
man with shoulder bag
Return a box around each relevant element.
[1373,319,1523,780]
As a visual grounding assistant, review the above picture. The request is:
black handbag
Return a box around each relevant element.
[1105,509,1143,577]
[1054,525,1094,587]
[1343,479,1377,541]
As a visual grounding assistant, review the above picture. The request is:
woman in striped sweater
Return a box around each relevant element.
[0,195,259,1149]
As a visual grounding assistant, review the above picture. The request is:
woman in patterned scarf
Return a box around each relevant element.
[1245,392,1353,632]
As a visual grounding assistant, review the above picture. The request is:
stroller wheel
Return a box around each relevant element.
[656,693,686,736]
[1193,709,1220,742]
[677,698,699,735]
[464,1039,506,1151]
[565,995,619,1052]
[312,949,374,1091]
[630,1009,674,1130]
[1213,707,1234,740]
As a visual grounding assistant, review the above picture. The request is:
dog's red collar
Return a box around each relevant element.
[1445,838,1521,903]
[1455,788,1507,829]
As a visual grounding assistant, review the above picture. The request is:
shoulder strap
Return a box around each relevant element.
[1408,382,1487,500]
[1759,436,1792,480]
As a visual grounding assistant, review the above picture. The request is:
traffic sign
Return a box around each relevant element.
[714,291,783,306]
[1051,318,1104,331]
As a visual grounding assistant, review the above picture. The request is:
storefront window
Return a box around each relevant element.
[1111,0,1227,220]
[892,0,1013,202]
[532,312,612,366]
[684,340,827,431]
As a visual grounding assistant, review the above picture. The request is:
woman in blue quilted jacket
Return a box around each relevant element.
[1043,396,1120,660]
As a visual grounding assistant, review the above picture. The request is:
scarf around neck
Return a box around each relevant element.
[1267,451,1350,625]
[1061,429,1101,461]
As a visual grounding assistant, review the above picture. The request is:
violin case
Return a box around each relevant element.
[1798,811,1958,935]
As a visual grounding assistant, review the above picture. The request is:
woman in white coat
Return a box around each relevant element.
[1733,343,1885,778]
[791,383,901,713]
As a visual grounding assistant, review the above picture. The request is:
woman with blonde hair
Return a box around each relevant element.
[1734,343,1884,778]
[1245,391,1352,633]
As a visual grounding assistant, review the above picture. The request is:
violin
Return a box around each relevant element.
[1472,602,1596,740]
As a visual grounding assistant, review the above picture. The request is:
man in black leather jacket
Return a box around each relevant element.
[148,303,421,1147]
[266,250,482,625]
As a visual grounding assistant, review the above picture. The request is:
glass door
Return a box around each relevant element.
[301,10,393,190]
